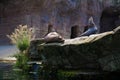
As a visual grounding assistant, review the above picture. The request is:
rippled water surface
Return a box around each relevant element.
[0,63,32,80]
[0,62,120,80]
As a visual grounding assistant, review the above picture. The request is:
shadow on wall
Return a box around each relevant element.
[70,25,80,39]
[100,6,120,33]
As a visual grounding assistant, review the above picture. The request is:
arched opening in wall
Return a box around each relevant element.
[100,7,120,33]
[70,25,79,39]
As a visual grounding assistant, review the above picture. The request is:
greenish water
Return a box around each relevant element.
[0,65,103,80]
[0,63,99,80]
[0,62,35,80]
[0,68,41,80]
[0,62,119,80]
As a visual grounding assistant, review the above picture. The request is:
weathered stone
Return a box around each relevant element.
[1,0,120,45]
[29,26,120,71]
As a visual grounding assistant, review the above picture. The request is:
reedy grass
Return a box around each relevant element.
[7,25,34,71]
[7,25,34,52]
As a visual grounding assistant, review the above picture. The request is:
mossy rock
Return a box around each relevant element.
[29,26,120,71]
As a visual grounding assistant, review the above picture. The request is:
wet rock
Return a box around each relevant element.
[29,26,120,71]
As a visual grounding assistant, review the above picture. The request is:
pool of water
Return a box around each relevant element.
[0,71,41,80]
[0,45,18,58]
[0,62,99,80]
[0,62,31,80]
[0,62,120,80]
[0,62,58,80]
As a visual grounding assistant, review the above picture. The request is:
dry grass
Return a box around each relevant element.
[7,25,34,52]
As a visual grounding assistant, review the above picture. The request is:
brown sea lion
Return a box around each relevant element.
[43,24,64,43]
[44,32,64,43]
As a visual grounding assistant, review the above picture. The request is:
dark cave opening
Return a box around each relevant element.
[70,25,79,39]
[100,6,120,33]
[0,0,10,4]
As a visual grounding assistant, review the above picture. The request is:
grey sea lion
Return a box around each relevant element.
[80,17,98,36]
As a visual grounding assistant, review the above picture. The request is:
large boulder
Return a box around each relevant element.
[29,26,120,71]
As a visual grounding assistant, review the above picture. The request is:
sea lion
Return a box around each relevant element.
[80,17,98,36]
[43,24,64,43]
[44,32,64,43]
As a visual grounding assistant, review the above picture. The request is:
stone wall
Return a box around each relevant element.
[0,0,120,44]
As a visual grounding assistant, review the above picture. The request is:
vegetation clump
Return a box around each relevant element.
[7,25,34,52]
[7,25,34,71]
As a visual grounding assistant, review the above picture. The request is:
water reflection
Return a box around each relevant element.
[0,63,120,80]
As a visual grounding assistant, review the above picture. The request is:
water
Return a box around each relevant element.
[0,62,120,80]
[0,62,30,80]
[0,45,18,58]
[0,62,98,80]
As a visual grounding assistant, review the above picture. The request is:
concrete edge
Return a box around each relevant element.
[0,57,16,63]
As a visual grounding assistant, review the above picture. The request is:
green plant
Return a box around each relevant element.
[7,25,34,52]
[7,25,34,71]
[13,53,29,71]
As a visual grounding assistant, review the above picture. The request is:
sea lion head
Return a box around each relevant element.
[88,17,95,27]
